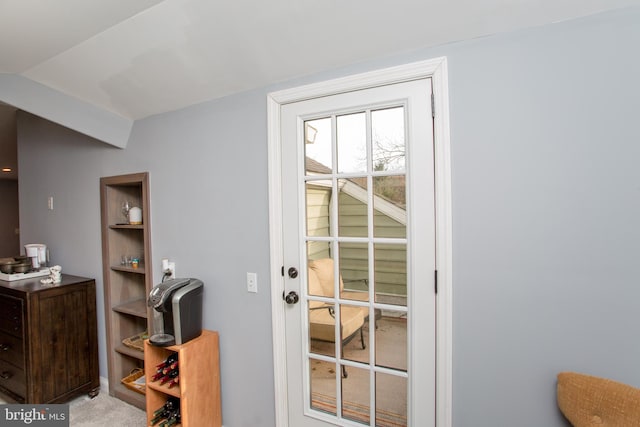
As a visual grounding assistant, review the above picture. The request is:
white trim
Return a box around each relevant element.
[432,58,454,427]
[267,94,290,427]
[267,57,453,427]
[270,58,447,106]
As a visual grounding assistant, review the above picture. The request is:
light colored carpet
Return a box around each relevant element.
[0,390,147,426]
[69,392,147,426]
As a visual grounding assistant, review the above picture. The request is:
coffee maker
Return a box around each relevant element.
[147,278,203,347]
[24,243,47,269]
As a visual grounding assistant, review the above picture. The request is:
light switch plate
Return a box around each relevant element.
[247,272,257,293]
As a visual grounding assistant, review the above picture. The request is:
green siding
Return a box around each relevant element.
[338,192,405,238]
[305,185,407,297]
[339,242,407,297]
[306,185,330,237]
[306,185,331,259]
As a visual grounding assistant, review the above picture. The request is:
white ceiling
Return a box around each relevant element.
[2,0,640,122]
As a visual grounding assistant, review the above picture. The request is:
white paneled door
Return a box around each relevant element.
[276,76,436,427]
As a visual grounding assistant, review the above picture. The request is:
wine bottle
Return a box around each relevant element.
[151,370,164,382]
[165,406,181,427]
[151,397,179,425]
[152,398,179,415]
[155,353,178,370]
[151,410,168,426]
[161,410,179,427]
[152,356,179,381]
[152,406,166,417]
[165,414,180,427]
[164,397,180,413]
[161,360,178,375]
[167,376,180,389]
[160,368,179,385]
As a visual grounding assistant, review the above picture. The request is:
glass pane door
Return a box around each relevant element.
[304,105,409,426]
[280,76,436,427]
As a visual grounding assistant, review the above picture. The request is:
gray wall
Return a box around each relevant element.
[16,7,640,426]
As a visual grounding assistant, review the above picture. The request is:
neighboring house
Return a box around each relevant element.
[305,157,407,302]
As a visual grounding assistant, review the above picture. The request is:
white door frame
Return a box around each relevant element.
[267,57,453,427]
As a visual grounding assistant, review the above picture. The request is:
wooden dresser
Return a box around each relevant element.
[0,274,100,403]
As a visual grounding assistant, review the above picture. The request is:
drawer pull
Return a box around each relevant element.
[0,343,9,351]
[0,371,12,380]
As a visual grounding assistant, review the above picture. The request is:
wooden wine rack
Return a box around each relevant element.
[144,330,221,427]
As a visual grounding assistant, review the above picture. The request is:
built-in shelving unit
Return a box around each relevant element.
[100,172,152,410]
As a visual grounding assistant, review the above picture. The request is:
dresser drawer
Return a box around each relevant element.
[0,360,26,398]
[0,317,22,337]
[0,331,24,369]
[0,295,23,337]
[0,295,22,319]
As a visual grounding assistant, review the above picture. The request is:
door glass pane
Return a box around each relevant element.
[308,257,338,357]
[308,257,337,298]
[340,304,369,365]
[307,240,331,263]
[376,372,407,426]
[310,358,338,416]
[375,309,407,372]
[338,177,368,237]
[308,304,335,358]
[337,112,367,174]
[374,243,407,306]
[305,117,332,173]
[338,242,369,303]
[341,366,371,425]
[373,175,406,238]
[307,251,334,299]
[306,181,331,237]
[372,107,405,172]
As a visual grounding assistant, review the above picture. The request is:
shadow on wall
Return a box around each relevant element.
[0,179,19,257]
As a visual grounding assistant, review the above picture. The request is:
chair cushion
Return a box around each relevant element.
[307,267,325,309]
[309,258,344,297]
[309,306,365,342]
[557,372,640,426]
[341,290,369,302]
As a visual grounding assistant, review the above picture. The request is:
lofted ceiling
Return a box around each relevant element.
[0,0,639,177]
[2,0,640,121]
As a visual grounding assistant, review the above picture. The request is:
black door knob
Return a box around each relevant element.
[288,267,298,279]
[284,291,299,305]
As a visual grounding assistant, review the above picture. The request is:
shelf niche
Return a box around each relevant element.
[100,172,153,410]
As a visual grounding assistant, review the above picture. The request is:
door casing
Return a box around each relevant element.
[267,57,453,427]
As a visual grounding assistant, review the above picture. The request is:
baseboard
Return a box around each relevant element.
[100,375,109,392]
